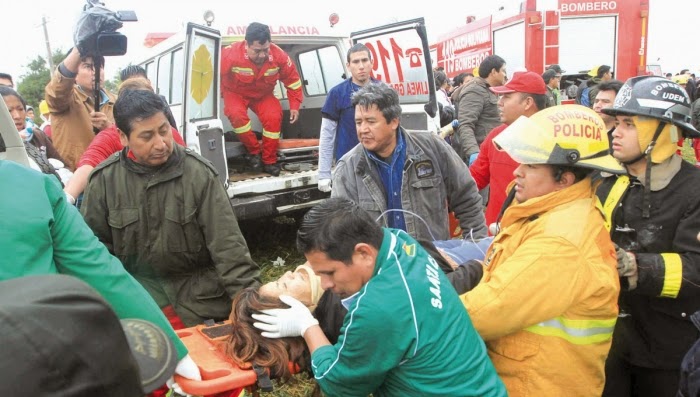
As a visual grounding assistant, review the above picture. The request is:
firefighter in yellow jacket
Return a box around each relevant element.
[460,105,623,397]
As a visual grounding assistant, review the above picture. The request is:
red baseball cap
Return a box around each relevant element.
[490,71,547,95]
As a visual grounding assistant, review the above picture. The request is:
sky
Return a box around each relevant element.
[1,0,697,86]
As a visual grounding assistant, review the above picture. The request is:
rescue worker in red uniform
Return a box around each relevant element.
[220,22,303,176]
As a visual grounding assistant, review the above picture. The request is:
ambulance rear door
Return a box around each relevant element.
[351,18,439,133]
[182,23,228,186]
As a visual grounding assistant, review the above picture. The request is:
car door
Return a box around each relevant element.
[351,18,439,132]
[0,98,30,167]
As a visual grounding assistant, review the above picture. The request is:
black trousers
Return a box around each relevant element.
[603,351,681,397]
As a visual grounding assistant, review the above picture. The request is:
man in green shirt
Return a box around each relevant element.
[253,198,506,397]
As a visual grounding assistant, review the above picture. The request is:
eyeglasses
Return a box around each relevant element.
[555,75,562,79]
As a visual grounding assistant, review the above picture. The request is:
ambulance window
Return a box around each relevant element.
[145,61,156,84]
[297,46,344,97]
[157,53,172,101]
[171,48,184,105]
[299,51,323,96]
[318,46,344,89]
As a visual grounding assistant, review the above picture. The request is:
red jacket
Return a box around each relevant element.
[220,41,302,110]
[469,123,518,229]
[77,125,185,168]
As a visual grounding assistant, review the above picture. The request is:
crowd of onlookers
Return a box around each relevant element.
[2,29,700,395]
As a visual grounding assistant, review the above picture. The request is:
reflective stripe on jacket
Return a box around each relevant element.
[597,157,700,369]
[220,41,302,110]
[461,177,620,397]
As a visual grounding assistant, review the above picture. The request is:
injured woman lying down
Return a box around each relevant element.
[225,237,492,387]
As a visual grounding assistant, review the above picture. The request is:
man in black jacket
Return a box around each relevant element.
[598,76,700,397]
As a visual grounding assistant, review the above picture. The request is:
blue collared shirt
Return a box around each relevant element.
[367,131,406,230]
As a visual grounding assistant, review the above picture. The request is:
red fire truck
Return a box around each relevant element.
[430,0,650,83]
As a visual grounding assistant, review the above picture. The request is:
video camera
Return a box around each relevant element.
[76,0,137,112]
[77,0,137,57]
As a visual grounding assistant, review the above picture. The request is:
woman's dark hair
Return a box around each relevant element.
[434,70,449,88]
[226,288,310,382]
[226,288,346,396]
[0,86,27,109]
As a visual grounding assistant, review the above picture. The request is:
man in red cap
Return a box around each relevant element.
[469,71,547,233]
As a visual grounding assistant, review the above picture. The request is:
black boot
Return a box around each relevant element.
[247,154,262,172]
[263,163,281,176]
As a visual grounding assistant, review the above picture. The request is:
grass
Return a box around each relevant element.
[237,215,316,397]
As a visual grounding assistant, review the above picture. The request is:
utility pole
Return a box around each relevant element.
[41,16,54,71]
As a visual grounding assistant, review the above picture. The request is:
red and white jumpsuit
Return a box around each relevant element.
[220,41,303,165]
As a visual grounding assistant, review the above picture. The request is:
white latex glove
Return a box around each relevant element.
[47,158,65,169]
[165,354,200,397]
[65,192,76,206]
[56,168,74,185]
[165,381,191,397]
[252,295,319,338]
[174,354,201,381]
[318,178,332,192]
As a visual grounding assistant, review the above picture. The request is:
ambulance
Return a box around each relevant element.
[430,0,651,96]
[133,16,438,221]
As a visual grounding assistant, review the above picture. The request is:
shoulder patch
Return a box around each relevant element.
[184,148,219,176]
[402,242,416,257]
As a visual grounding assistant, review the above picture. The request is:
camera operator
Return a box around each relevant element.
[44,47,116,174]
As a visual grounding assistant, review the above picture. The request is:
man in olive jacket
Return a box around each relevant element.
[81,90,260,326]
[455,55,506,165]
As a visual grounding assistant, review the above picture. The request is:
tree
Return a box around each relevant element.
[104,68,121,93]
[17,49,68,115]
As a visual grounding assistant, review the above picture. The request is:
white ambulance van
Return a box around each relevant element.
[134,17,438,220]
